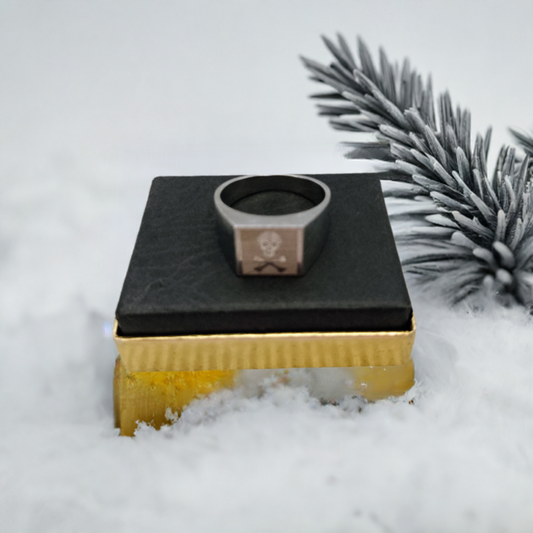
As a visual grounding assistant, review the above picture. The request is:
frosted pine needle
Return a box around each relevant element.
[510,128,533,175]
[301,35,533,308]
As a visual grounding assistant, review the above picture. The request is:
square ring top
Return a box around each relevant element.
[236,227,303,275]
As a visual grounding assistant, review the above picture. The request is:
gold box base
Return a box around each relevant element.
[114,358,415,436]
[113,318,416,436]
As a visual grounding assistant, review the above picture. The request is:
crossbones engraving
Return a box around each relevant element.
[254,261,286,273]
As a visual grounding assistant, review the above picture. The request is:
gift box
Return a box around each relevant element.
[114,173,415,436]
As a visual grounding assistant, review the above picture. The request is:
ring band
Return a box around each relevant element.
[214,174,331,276]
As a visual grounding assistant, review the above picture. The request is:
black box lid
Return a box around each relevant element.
[116,174,412,336]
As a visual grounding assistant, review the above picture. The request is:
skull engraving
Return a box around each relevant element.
[257,231,282,258]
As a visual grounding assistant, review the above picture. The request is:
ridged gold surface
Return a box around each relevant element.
[114,358,415,436]
[113,317,416,372]
[114,358,236,436]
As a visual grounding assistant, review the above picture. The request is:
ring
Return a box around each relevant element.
[214,174,331,276]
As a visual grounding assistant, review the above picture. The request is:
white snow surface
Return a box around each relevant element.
[1,2,533,532]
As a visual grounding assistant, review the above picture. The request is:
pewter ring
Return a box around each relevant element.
[214,174,331,276]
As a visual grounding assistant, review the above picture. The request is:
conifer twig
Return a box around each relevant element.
[301,35,533,308]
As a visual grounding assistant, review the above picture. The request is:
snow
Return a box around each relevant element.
[1,2,533,532]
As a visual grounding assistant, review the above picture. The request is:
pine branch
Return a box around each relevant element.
[301,35,533,308]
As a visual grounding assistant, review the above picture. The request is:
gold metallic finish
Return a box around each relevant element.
[113,318,416,435]
[113,317,416,372]
[113,357,415,436]
[114,358,236,436]
[349,359,415,401]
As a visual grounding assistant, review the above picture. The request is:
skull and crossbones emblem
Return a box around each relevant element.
[254,231,286,272]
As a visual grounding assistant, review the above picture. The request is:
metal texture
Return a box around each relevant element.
[114,359,236,436]
[113,317,416,372]
[214,174,331,276]
[113,317,416,435]
[113,358,415,436]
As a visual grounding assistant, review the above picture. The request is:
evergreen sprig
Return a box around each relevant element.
[301,35,533,308]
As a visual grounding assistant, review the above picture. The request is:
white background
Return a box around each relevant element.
[1,2,533,532]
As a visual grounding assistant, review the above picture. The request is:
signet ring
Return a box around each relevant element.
[214,174,331,276]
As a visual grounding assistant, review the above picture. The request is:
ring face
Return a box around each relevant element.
[214,175,331,276]
[236,227,302,275]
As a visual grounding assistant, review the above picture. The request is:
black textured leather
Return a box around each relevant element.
[116,174,412,336]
